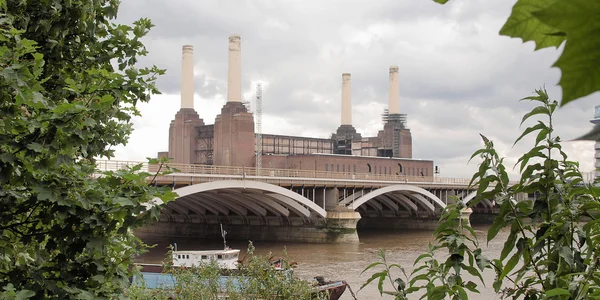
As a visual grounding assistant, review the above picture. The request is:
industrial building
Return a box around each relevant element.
[158,35,434,177]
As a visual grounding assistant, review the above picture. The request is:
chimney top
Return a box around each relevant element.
[342,73,351,77]
[182,45,193,52]
[229,35,241,40]
[390,65,399,71]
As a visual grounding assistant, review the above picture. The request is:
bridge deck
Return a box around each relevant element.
[96,160,484,189]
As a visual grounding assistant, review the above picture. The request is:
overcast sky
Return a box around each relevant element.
[112,0,598,179]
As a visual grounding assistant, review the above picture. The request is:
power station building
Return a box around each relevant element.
[158,35,434,177]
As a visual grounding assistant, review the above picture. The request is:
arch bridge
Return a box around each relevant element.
[98,160,516,243]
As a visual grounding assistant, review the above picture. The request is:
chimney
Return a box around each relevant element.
[181,45,194,109]
[227,35,242,102]
[341,73,352,125]
[388,66,400,114]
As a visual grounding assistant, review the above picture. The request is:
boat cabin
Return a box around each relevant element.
[172,248,241,269]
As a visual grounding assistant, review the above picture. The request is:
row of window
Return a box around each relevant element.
[324,164,428,176]
[177,254,232,260]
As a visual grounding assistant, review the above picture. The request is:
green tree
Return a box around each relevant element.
[0,0,175,298]
[361,90,600,299]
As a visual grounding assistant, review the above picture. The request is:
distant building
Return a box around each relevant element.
[158,36,433,177]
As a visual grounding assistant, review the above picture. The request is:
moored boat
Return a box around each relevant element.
[311,276,348,300]
[138,224,241,273]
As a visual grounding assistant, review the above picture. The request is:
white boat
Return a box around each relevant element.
[139,224,241,272]
[171,224,240,270]
[171,247,240,269]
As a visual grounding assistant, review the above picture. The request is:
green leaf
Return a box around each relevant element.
[500,229,517,261]
[552,29,600,106]
[499,0,566,50]
[433,0,449,3]
[26,142,43,152]
[361,261,383,274]
[15,290,36,300]
[532,0,600,33]
[520,105,550,126]
[545,288,571,296]
[500,249,522,281]
[514,122,546,146]
[533,0,600,105]
[360,271,387,294]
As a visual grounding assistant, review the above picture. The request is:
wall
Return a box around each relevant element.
[168,108,204,164]
[213,102,255,167]
[261,154,432,178]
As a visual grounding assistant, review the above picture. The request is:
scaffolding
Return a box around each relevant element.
[255,84,262,170]
[195,124,214,165]
[381,109,408,158]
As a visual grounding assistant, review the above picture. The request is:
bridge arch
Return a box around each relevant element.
[346,185,446,214]
[154,180,327,218]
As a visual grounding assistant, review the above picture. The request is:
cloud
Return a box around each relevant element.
[113,0,598,179]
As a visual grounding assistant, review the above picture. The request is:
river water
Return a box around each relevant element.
[138,224,509,299]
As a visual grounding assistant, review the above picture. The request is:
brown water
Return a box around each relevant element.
[138,225,508,299]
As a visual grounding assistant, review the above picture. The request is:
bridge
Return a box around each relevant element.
[97,160,518,243]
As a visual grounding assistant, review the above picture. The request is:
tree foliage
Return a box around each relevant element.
[0,0,175,298]
[361,89,600,298]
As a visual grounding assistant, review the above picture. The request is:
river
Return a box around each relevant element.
[138,224,509,299]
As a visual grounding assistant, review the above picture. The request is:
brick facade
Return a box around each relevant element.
[263,154,432,177]
[213,102,255,167]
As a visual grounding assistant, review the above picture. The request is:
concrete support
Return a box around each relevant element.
[324,188,339,210]
[341,73,352,125]
[461,207,473,227]
[389,66,400,114]
[227,35,242,102]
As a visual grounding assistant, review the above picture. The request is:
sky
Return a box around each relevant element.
[112,0,598,179]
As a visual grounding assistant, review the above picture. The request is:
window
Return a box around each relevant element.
[337,164,339,172]
[325,164,328,171]
[331,164,334,171]
[384,166,387,174]
[202,255,207,259]
[353,165,356,173]
[218,255,223,260]
[343,165,345,172]
[379,166,382,174]
[186,255,189,259]
[177,255,181,259]
[426,168,428,176]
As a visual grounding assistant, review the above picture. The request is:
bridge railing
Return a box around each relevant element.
[95,159,481,185]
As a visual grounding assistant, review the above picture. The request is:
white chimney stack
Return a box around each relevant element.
[227,35,242,102]
[181,45,194,109]
[388,66,400,114]
[341,73,352,125]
